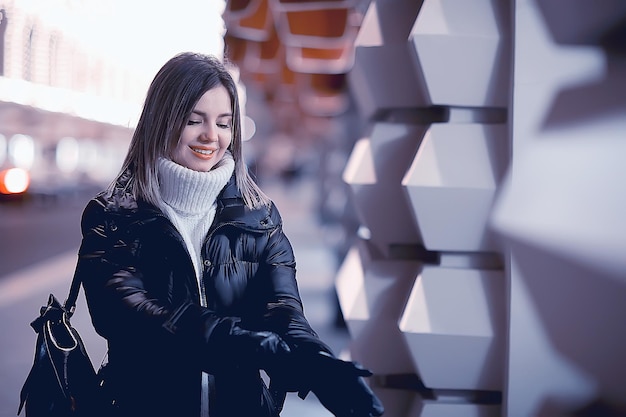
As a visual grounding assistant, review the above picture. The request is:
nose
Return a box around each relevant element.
[199,126,218,142]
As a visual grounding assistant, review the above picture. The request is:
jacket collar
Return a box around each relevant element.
[100,172,279,233]
[213,175,279,232]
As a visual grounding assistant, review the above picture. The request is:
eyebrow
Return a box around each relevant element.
[191,110,232,118]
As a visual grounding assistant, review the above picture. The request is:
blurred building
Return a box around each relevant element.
[0,0,139,197]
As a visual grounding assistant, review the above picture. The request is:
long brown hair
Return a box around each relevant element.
[109,52,269,208]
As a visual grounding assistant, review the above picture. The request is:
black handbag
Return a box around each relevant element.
[18,269,103,417]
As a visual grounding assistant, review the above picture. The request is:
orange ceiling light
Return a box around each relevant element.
[258,26,282,61]
[226,0,254,13]
[300,46,346,60]
[223,0,363,119]
[275,7,359,50]
[224,0,273,41]
[286,8,349,38]
[309,72,347,93]
[244,43,282,75]
[286,43,354,73]
[296,73,350,117]
[280,63,296,86]
[224,34,249,64]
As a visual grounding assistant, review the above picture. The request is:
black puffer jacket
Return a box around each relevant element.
[76,173,331,417]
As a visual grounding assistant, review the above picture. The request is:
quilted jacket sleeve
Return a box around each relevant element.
[259,204,333,357]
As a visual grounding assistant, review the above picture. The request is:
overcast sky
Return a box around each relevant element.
[24,0,227,81]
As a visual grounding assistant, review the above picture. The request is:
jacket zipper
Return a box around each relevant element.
[154,212,214,416]
[199,221,240,417]
[157,213,269,417]
[152,212,201,302]
[201,221,235,300]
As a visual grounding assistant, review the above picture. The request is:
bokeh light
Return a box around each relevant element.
[8,134,35,170]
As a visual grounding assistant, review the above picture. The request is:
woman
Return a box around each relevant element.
[75,52,384,417]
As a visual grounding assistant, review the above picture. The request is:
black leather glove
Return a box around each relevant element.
[307,352,384,417]
[229,326,291,372]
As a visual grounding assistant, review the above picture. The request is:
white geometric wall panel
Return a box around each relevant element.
[399,266,505,391]
[343,122,427,257]
[496,237,626,407]
[491,128,626,281]
[409,397,500,417]
[402,123,508,252]
[535,0,626,45]
[375,388,419,417]
[487,0,626,413]
[410,0,510,107]
[348,0,428,119]
[490,40,626,413]
[336,242,422,375]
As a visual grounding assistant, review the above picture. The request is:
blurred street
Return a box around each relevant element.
[0,177,349,417]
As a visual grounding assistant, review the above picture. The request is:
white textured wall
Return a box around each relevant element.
[343,0,626,416]
[343,1,510,416]
[491,0,626,415]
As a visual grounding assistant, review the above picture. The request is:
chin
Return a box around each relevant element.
[191,158,219,172]
[198,164,217,172]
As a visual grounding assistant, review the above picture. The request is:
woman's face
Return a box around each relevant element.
[172,85,233,172]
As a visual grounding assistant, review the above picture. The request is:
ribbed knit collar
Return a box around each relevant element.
[157,153,235,215]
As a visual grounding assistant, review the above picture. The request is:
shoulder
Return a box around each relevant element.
[216,175,282,230]
[267,201,283,228]
[218,198,283,232]
[82,186,138,218]
[80,194,132,238]
[81,178,157,233]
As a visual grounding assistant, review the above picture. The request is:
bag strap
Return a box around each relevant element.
[63,263,82,316]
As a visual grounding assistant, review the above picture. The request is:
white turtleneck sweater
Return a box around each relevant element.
[157,154,235,280]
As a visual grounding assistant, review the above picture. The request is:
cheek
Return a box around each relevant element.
[174,132,187,151]
[172,141,185,158]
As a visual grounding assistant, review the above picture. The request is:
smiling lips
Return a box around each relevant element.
[190,146,217,159]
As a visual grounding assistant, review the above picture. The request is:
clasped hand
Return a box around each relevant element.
[230,327,384,417]
[270,350,384,417]
[308,352,384,417]
[230,327,291,371]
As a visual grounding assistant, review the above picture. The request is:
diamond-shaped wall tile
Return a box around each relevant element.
[343,122,427,256]
[402,123,508,252]
[399,266,505,390]
[410,0,510,107]
[348,0,428,119]
[336,242,422,375]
